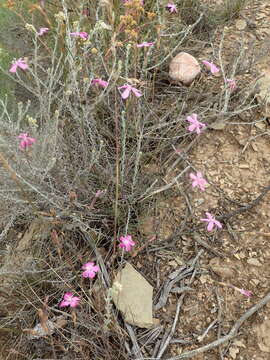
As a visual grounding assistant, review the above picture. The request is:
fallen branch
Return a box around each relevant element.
[166,291,270,359]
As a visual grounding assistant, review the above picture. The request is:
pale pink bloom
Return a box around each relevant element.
[202,60,220,74]
[118,84,142,99]
[186,114,206,134]
[201,212,222,232]
[91,78,109,88]
[233,286,252,297]
[119,235,135,251]
[82,262,100,279]
[17,133,36,150]
[59,292,80,308]
[95,189,107,197]
[190,172,208,191]
[226,78,237,91]
[37,27,49,36]
[70,31,89,40]
[9,58,29,73]
[166,2,177,13]
[136,42,154,48]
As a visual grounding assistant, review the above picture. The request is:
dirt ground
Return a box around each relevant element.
[136,1,270,359]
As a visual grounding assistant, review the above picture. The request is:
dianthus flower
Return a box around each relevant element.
[17,133,36,150]
[9,58,29,73]
[200,212,222,232]
[82,262,100,279]
[59,292,80,308]
[119,235,135,251]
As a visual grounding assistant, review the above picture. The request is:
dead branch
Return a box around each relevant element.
[166,291,270,359]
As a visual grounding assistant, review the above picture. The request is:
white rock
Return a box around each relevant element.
[169,52,201,85]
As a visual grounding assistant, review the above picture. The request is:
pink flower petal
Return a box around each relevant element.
[188,124,196,132]
[131,87,142,97]
[59,292,80,308]
[120,87,131,99]
[38,27,49,36]
[9,64,18,73]
[214,220,222,229]
[207,222,214,232]
[202,60,220,74]
[136,42,154,48]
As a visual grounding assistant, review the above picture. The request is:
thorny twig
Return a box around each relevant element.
[165,291,270,359]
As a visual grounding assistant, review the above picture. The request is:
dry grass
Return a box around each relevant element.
[0,0,255,359]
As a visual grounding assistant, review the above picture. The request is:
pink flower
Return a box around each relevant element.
[17,133,36,150]
[166,2,177,13]
[136,42,154,48]
[9,58,29,73]
[226,78,237,91]
[82,262,100,279]
[119,235,135,251]
[70,31,89,40]
[118,84,142,99]
[190,172,208,191]
[59,292,80,308]
[234,287,252,297]
[91,78,109,88]
[201,212,222,232]
[95,189,106,197]
[202,60,220,74]
[37,27,49,36]
[186,114,206,134]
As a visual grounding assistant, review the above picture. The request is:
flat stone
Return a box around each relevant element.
[111,263,154,328]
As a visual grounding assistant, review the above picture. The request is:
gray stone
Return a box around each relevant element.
[111,263,154,328]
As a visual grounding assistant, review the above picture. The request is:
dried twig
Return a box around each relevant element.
[156,294,185,359]
[154,251,204,358]
[145,13,204,71]
[217,184,270,222]
[192,232,224,257]
[215,289,224,360]
[126,323,143,360]
[138,166,190,202]
[154,267,192,311]
[197,319,218,343]
[166,291,270,359]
